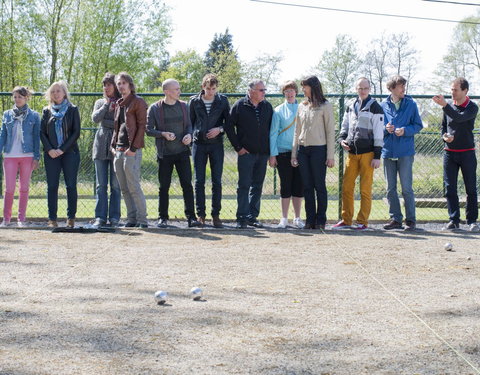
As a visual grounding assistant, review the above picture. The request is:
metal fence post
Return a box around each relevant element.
[337,96,345,221]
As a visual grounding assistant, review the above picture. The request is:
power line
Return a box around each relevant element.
[249,0,480,25]
[422,0,480,6]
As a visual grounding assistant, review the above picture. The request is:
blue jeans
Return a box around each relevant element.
[383,156,416,223]
[44,151,80,220]
[192,142,224,217]
[94,159,121,223]
[297,145,328,226]
[236,153,269,222]
[444,150,478,224]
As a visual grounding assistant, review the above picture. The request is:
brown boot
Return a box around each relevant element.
[198,216,206,227]
[47,220,58,228]
[212,215,223,228]
[66,218,75,228]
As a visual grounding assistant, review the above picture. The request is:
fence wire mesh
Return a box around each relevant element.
[0,92,478,222]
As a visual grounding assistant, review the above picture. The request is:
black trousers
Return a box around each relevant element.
[158,152,195,220]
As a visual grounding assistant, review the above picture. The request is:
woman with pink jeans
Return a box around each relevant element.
[0,87,41,227]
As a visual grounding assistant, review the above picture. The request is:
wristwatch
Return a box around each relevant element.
[219,126,224,133]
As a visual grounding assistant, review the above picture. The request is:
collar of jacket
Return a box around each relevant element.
[355,95,373,110]
[118,93,135,108]
[193,90,222,103]
[243,94,263,108]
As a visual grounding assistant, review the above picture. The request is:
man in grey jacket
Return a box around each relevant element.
[333,77,384,231]
[146,79,200,228]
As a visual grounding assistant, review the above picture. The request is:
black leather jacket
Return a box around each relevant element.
[40,105,81,153]
[188,92,231,144]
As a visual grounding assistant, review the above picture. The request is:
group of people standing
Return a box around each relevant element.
[0,72,478,232]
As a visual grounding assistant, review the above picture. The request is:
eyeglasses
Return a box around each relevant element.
[255,88,267,92]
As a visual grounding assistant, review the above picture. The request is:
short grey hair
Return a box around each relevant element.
[247,79,264,91]
[162,78,179,91]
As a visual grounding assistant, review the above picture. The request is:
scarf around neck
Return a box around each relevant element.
[13,104,29,121]
[51,99,70,147]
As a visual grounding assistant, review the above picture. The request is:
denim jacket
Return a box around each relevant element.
[0,108,41,160]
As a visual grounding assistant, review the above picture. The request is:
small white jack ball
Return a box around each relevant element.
[190,287,203,301]
[154,290,168,305]
[444,242,453,251]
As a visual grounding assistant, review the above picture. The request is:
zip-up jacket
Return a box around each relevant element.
[339,95,384,159]
[441,98,478,151]
[381,95,423,158]
[40,104,81,153]
[188,91,230,145]
[270,101,298,156]
[0,107,41,160]
[225,95,273,155]
[111,94,147,151]
[146,100,192,159]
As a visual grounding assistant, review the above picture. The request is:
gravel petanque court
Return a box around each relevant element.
[1,226,479,375]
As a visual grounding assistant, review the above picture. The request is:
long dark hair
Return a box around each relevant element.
[301,75,326,107]
[102,72,121,98]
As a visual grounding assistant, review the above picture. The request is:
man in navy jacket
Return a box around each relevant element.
[433,77,479,232]
[225,79,273,228]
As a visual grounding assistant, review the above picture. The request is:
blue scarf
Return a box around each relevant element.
[51,99,70,147]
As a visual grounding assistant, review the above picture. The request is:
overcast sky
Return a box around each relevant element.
[163,0,479,93]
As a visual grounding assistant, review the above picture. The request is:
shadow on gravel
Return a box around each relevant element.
[425,305,480,318]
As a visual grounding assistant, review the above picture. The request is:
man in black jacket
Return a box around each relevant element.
[225,79,273,228]
[433,77,479,232]
[188,74,230,228]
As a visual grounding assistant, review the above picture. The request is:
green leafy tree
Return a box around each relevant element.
[315,34,360,94]
[242,52,283,91]
[158,49,206,93]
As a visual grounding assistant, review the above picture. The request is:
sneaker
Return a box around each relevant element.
[212,215,223,228]
[236,221,247,229]
[443,221,460,231]
[293,217,305,229]
[136,223,148,228]
[332,220,351,230]
[247,219,263,228]
[0,220,11,227]
[353,223,368,230]
[277,218,288,229]
[404,220,416,231]
[188,218,201,228]
[47,220,58,228]
[66,219,75,228]
[124,222,137,228]
[17,221,28,228]
[156,219,167,228]
[468,222,480,232]
[92,218,106,228]
[383,220,403,230]
[109,219,120,228]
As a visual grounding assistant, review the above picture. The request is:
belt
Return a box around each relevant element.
[116,147,128,152]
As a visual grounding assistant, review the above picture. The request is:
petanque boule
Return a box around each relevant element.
[190,287,203,301]
[444,242,453,251]
[154,290,168,305]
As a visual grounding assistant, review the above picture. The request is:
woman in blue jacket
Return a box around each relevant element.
[0,87,40,227]
[269,80,304,229]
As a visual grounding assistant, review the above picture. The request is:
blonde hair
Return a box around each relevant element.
[45,81,71,106]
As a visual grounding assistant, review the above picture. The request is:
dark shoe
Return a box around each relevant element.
[92,218,106,228]
[124,222,137,228]
[443,221,459,230]
[109,219,120,228]
[236,221,247,229]
[136,223,148,228]
[157,219,168,228]
[198,216,206,227]
[247,219,263,228]
[383,220,403,230]
[304,223,315,229]
[404,220,416,231]
[316,224,326,230]
[188,218,201,228]
[212,215,223,228]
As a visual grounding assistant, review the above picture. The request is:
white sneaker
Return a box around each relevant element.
[17,221,28,228]
[293,217,305,229]
[277,218,288,228]
[469,223,480,232]
[0,221,10,227]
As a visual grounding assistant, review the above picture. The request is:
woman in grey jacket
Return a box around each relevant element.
[91,73,121,227]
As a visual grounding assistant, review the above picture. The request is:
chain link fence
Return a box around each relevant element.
[0,92,479,223]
